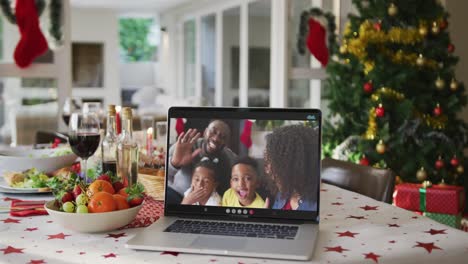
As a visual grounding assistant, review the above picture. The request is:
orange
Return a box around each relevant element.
[113,194,130,210]
[118,188,128,198]
[87,180,115,196]
[88,192,117,213]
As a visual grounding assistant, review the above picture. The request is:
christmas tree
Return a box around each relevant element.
[323,0,467,187]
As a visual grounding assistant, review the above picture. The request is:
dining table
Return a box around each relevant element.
[1,183,467,264]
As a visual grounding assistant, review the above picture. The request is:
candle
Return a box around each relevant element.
[146,127,153,160]
[115,105,121,135]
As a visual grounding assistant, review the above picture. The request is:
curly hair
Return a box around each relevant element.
[264,125,319,200]
[193,157,220,183]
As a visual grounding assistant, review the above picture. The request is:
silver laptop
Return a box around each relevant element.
[126,107,321,261]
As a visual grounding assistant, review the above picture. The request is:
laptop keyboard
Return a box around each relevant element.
[164,220,299,240]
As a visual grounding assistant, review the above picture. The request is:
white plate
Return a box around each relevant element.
[0,178,51,193]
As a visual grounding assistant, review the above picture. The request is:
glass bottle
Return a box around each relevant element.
[116,107,139,187]
[101,104,117,176]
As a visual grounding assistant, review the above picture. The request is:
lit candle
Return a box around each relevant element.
[146,127,153,160]
[115,105,121,135]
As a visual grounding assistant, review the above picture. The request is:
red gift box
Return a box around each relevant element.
[393,183,465,215]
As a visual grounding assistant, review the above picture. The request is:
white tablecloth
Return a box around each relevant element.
[1,184,467,264]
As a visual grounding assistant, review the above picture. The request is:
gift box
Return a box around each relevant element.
[393,183,465,215]
[424,212,461,229]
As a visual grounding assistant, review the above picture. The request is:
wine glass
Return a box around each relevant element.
[82,102,104,128]
[68,112,101,183]
[62,97,81,126]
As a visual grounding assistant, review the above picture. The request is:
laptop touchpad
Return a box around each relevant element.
[191,237,245,250]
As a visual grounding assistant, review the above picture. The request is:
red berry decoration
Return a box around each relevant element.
[375,104,385,118]
[433,103,442,116]
[373,21,382,31]
[448,43,455,53]
[450,155,459,167]
[359,155,370,166]
[435,157,444,170]
[363,82,373,93]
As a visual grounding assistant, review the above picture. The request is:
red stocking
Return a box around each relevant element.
[306,18,328,67]
[240,120,253,149]
[175,118,185,137]
[13,0,48,68]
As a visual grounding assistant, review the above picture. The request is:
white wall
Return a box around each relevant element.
[120,62,158,88]
[70,8,120,106]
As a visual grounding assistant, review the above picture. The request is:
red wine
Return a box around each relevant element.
[62,114,70,126]
[102,160,117,175]
[69,133,100,159]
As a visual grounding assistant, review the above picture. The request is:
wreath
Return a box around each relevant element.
[297,7,338,60]
[0,0,62,44]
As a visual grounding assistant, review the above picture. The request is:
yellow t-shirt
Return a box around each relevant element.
[222,188,265,208]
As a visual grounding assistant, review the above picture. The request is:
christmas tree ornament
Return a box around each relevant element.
[439,178,446,186]
[376,140,386,154]
[418,25,428,37]
[450,155,459,167]
[373,21,382,31]
[416,167,428,181]
[363,81,373,93]
[416,54,425,66]
[339,45,347,54]
[447,43,455,53]
[439,19,448,30]
[364,108,378,140]
[375,104,385,117]
[431,21,440,34]
[435,77,445,90]
[359,155,370,166]
[456,165,464,174]
[450,79,458,91]
[388,3,398,16]
[433,103,442,116]
[435,156,444,170]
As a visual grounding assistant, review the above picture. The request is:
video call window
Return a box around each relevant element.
[166,118,320,212]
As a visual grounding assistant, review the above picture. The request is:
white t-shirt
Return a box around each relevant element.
[183,188,222,206]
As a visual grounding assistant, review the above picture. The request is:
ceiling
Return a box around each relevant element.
[70,0,192,12]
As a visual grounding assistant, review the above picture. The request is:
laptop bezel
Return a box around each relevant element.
[164,106,321,223]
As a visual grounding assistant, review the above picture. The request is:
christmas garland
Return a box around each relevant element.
[297,7,338,56]
[0,0,62,43]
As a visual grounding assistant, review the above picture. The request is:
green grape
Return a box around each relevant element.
[62,201,75,213]
[75,194,88,205]
[76,204,88,214]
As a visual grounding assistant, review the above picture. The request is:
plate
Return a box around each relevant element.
[0,178,51,193]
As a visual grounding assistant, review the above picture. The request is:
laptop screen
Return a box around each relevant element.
[164,107,321,221]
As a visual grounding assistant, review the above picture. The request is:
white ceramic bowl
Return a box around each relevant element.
[44,200,143,233]
[0,148,77,175]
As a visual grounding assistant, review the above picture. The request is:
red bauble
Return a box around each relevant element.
[375,104,385,117]
[439,19,448,30]
[363,82,373,93]
[435,158,444,170]
[373,22,382,31]
[450,156,459,167]
[433,105,442,116]
[359,156,370,166]
[448,43,455,53]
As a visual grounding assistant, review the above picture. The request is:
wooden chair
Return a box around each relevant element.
[321,157,396,203]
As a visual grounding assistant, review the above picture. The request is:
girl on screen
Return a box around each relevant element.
[264,125,319,211]
[181,157,222,206]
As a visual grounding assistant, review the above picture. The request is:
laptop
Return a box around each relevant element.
[126,107,321,260]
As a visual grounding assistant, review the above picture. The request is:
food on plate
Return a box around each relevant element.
[3,168,51,190]
[4,172,25,186]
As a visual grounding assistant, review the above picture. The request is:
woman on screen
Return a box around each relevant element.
[264,125,319,211]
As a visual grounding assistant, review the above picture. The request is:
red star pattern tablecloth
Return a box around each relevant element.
[1,183,468,264]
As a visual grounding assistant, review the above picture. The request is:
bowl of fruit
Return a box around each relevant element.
[44,173,145,233]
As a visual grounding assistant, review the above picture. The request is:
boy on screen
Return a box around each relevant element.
[222,156,265,208]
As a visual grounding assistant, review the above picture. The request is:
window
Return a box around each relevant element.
[119,18,158,62]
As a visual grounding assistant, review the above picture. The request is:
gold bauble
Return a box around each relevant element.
[431,22,440,34]
[416,54,425,66]
[339,45,347,54]
[376,140,386,154]
[388,3,398,16]
[418,26,428,37]
[422,180,432,188]
[456,165,464,174]
[435,77,445,90]
[416,167,428,182]
[450,79,458,91]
